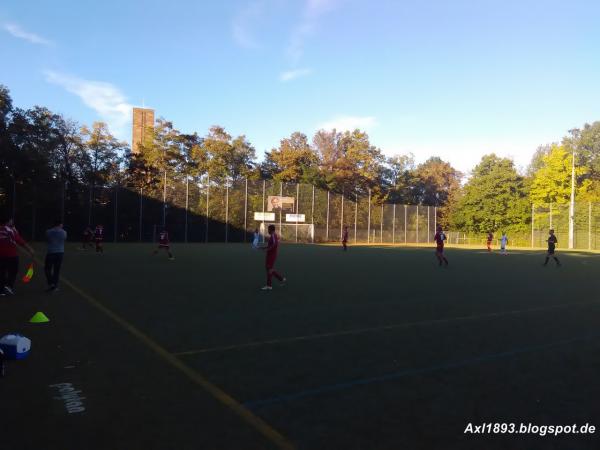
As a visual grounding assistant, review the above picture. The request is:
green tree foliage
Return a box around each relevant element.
[529,144,587,205]
[203,126,256,182]
[385,153,415,203]
[263,132,317,183]
[451,154,530,233]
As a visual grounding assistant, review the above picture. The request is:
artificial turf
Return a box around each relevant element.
[1,242,600,450]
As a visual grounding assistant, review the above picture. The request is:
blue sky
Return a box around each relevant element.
[2,0,599,173]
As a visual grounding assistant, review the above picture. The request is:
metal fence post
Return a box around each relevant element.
[244,178,248,242]
[279,182,283,239]
[185,177,189,243]
[139,186,143,242]
[427,206,430,242]
[296,183,299,243]
[392,204,396,244]
[434,206,437,235]
[162,171,167,227]
[367,188,371,243]
[549,202,553,229]
[354,192,358,243]
[531,204,534,248]
[326,190,330,241]
[61,181,66,224]
[416,205,419,243]
[404,205,407,243]
[340,191,344,240]
[262,179,266,242]
[311,184,315,243]
[589,201,592,250]
[114,184,118,242]
[225,181,229,243]
[380,203,383,243]
[205,174,210,243]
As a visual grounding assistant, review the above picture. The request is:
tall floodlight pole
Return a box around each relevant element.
[568,146,576,249]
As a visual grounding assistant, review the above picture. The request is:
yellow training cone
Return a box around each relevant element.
[29,312,50,323]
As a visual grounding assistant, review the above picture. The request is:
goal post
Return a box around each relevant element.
[259,222,314,243]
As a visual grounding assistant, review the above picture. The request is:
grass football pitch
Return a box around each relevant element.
[2,242,600,450]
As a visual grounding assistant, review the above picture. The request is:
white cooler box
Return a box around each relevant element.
[0,334,31,360]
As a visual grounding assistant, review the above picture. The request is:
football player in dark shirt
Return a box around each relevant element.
[434,225,449,267]
[543,229,561,266]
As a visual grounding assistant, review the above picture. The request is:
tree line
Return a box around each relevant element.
[1,83,600,235]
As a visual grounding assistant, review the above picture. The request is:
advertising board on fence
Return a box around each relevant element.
[254,212,276,221]
[267,196,295,212]
[285,214,305,222]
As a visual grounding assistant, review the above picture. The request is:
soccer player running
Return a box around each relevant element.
[45,219,67,292]
[261,224,286,291]
[0,214,35,296]
[434,225,449,267]
[153,228,174,260]
[486,231,494,252]
[543,229,561,267]
[94,224,104,253]
[342,225,349,251]
[500,232,508,255]
[81,226,93,250]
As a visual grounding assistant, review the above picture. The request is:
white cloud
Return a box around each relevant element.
[3,22,53,46]
[319,115,378,132]
[44,70,132,138]
[285,0,341,65]
[231,0,265,49]
[280,67,313,81]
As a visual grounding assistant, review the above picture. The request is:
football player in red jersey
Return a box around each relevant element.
[94,224,104,253]
[153,228,174,260]
[486,231,494,252]
[342,225,349,251]
[261,225,286,290]
[0,214,35,296]
[434,225,448,267]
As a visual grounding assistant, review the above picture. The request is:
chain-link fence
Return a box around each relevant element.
[4,177,600,249]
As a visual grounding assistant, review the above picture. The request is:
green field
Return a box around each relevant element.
[2,243,600,450]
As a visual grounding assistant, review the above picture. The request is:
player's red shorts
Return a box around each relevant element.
[436,245,444,253]
[265,255,276,269]
[158,242,170,248]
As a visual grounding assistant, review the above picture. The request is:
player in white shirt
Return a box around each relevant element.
[252,228,260,249]
[500,232,508,255]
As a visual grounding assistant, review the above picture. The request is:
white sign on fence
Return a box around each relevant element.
[254,212,276,221]
[285,214,306,223]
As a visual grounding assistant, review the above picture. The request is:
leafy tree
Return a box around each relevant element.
[451,154,530,233]
[202,126,256,182]
[263,132,317,182]
[529,144,586,205]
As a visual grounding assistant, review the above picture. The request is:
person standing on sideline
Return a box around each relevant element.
[261,224,286,290]
[543,229,561,267]
[342,225,349,251]
[486,231,494,252]
[434,225,449,267]
[45,219,67,292]
[500,232,508,255]
[252,228,260,249]
[0,214,35,296]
